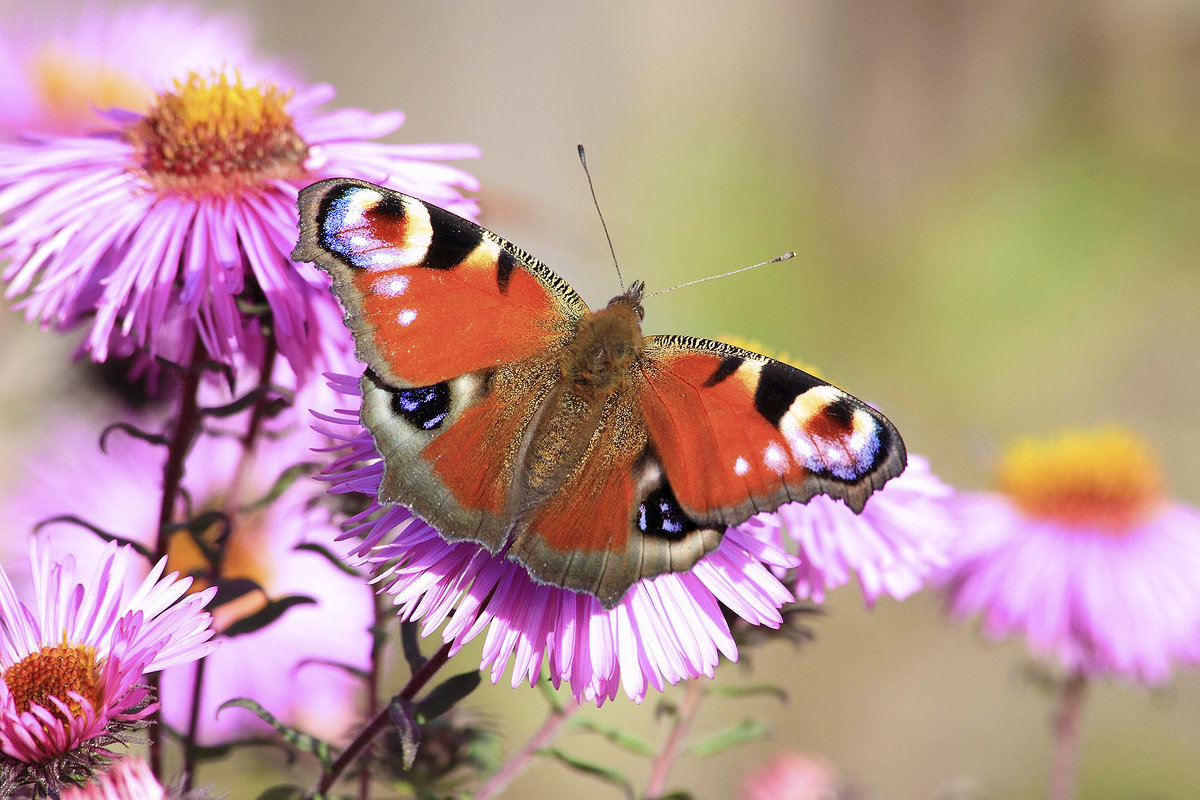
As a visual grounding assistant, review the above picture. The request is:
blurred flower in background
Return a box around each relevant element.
[0,542,215,793]
[942,427,1200,684]
[750,454,956,606]
[0,1,289,139]
[741,751,845,800]
[0,394,372,744]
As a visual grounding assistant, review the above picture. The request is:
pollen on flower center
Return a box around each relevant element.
[128,71,308,195]
[3,638,101,722]
[996,427,1165,532]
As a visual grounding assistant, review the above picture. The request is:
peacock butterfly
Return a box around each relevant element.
[292,177,907,609]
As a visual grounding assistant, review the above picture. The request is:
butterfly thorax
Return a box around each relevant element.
[560,295,645,392]
[513,296,647,517]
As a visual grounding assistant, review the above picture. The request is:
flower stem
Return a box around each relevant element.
[181,656,209,792]
[475,695,581,800]
[645,679,706,798]
[313,641,454,796]
[358,594,389,800]
[149,336,207,779]
[1049,672,1088,800]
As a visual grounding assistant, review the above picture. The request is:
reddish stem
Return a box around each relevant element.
[313,641,454,796]
[645,679,706,799]
[475,696,581,800]
[148,337,206,779]
[1049,672,1088,800]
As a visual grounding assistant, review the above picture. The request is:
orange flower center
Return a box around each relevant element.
[166,507,274,632]
[996,428,1164,533]
[3,638,102,724]
[128,71,308,196]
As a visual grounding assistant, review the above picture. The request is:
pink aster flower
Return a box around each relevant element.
[319,374,798,706]
[0,69,479,380]
[942,427,1200,685]
[0,2,288,138]
[59,757,164,800]
[748,454,956,605]
[741,752,844,800]
[0,541,215,793]
[2,399,371,745]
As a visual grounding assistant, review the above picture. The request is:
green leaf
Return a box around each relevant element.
[31,516,155,562]
[293,541,361,578]
[254,786,306,800]
[415,671,481,722]
[387,698,420,770]
[294,657,370,682]
[241,462,320,513]
[400,619,427,674]
[223,595,316,638]
[99,421,167,451]
[209,578,266,610]
[217,698,335,769]
[536,748,634,799]
[706,684,788,702]
[199,384,292,418]
[536,677,564,712]
[568,718,655,756]
[685,719,768,757]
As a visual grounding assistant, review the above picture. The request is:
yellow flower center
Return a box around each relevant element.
[167,508,274,632]
[3,637,102,724]
[996,428,1165,532]
[31,48,152,131]
[128,71,308,196]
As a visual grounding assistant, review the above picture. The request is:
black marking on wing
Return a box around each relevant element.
[497,249,517,294]
[637,481,701,540]
[753,360,826,426]
[825,395,857,430]
[703,355,744,387]
[423,204,483,271]
[389,380,451,430]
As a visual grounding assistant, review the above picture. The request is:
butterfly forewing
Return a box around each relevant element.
[293,178,589,388]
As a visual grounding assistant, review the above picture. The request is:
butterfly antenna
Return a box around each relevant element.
[577,144,626,293]
[644,252,795,298]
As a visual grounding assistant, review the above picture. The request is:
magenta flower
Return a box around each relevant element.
[2,399,372,744]
[0,541,215,792]
[59,757,164,800]
[319,374,798,705]
[749,454,956,605]
[942,427,1200,684]
[0,69,479,379]
[0,2,287,139]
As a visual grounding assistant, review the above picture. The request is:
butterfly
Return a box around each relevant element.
[292,178,907,609]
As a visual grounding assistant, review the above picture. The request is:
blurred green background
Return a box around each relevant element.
[3,1,1199,797]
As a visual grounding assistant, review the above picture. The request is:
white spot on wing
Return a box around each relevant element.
[734,456,750,476]
[763,443,789,474]
[374,274,410,297]
[397,309,417,326]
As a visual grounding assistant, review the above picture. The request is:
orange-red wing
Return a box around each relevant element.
[293,178,589,387]
[636,336,907,524]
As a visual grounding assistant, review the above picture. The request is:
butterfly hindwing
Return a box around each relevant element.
[293,178,589,388]
[637,336,906,525]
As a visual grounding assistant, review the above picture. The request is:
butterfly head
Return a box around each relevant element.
[606,279,645,321]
